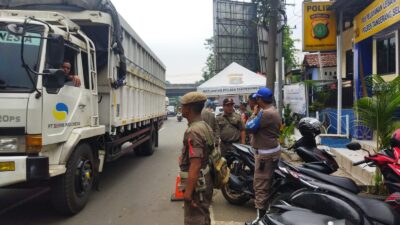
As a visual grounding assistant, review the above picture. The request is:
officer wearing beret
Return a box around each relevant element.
[245,88,282,225]
[179,92,214,225]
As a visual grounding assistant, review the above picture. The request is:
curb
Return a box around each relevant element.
[331,148,375,185]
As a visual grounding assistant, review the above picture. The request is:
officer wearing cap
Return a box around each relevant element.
[216,98,246,156]
[179,92,214,225]
[245,88,282,225]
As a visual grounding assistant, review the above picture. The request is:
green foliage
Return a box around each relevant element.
[283,104,293,126]
[355,75,400,193]
[355,75,400,151]
[282,26,299,71]
[200,37,216,84]
[305,81,334,112]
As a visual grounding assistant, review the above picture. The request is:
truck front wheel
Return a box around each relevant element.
[51,143,95,215]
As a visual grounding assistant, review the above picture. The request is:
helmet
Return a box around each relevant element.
[298,117,322,137]
[256,88,273,101]
[390,129,400,148]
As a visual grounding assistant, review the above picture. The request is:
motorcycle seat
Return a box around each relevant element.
[267,210,346,225]
[295,166,360,194]
[309,181,400,225]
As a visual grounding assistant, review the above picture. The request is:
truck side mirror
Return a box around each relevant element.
[43,69,65,90]
[46,34,65,68]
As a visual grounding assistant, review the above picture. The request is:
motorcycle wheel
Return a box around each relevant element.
[221,183,250,205]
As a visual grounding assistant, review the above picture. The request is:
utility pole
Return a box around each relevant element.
[265,0,280,92]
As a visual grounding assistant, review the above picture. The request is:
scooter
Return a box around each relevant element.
[177,112,182,122]
[348,142,400,194]
[221,143,359,206]
[262,179,400,225]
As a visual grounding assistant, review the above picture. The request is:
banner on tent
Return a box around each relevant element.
[283,83,307,115]
[198,86,264,96]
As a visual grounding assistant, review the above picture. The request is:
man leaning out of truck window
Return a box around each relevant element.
[62,61,81,87]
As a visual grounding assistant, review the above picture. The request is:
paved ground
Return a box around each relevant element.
[0,117,255,225]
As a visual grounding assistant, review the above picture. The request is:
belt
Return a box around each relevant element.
[255,145,281,155]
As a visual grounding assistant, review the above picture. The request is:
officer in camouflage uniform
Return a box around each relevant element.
[216,98,246,156]
[179,92,214,225]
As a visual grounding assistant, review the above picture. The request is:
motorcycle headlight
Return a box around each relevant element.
[0,136,25,153]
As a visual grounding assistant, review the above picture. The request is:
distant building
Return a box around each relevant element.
[302,53,337,81]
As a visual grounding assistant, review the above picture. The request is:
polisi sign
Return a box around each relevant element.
[303,1,337,52]
[306,4,330,12]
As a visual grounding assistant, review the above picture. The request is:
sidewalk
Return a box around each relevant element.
[287,130,376,185]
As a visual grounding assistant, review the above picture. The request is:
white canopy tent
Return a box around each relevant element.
[197,62,266,97]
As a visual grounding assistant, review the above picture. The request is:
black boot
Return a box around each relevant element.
[245,209,267,225]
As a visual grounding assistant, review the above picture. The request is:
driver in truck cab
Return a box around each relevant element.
[62,60,81,87]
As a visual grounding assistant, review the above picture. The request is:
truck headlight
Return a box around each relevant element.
[0,138,18,151]
[0,136,25,153]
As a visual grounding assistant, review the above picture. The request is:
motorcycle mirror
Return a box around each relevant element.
[346,142,362,151]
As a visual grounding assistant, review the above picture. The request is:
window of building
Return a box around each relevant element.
[377,35,396,75]
[345,50,353,80]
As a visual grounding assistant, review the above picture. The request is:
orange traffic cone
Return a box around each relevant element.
[170,174,184,201]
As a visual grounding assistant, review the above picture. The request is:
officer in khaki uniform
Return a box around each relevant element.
[245,88,282,225]
[179,92,214,225]
[201,102,220,145]
[216,98,246,156]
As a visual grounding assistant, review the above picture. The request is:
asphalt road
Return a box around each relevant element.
[0,117,255,225]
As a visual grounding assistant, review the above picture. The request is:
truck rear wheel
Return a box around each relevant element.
[135,128,156,156]
[51,143,95,215]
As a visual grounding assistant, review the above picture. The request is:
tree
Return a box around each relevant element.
[282,26,298,72]
[199,37,216,84]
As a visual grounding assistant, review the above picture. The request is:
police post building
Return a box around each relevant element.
[332,0,400,139]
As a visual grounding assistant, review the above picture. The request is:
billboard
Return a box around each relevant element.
[303,1,337,52]
[354,0,400,43]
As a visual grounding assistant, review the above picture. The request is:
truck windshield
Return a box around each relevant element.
[0,23,43,92]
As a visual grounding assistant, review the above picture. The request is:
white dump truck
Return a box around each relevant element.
[0,0,166,215]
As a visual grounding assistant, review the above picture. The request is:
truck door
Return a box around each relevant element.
[42,44,90,145]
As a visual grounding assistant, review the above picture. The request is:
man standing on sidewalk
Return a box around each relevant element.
[180,92,214,225]
[245,88,282,225]
[216,98,246,156]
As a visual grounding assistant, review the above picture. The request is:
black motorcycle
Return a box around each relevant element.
[221,117,347,205]
[221,143,358,206]
[262,179,400,225]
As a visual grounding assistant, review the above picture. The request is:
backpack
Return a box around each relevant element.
[200,122,230,189]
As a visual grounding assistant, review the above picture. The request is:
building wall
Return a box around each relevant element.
[341,28,353,78]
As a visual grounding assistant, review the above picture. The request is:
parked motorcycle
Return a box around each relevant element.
[259,131,400,225]
[262,179,400,225]
[177,112,182,122]
[348,141,400,194]
[221,143,359,206]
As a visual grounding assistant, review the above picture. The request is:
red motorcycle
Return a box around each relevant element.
[347,129,400,212]
[348,143,400,194]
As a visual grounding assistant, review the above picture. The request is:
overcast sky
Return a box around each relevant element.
[111,0,304,84]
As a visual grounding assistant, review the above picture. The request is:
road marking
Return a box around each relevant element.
[159,127,165,132]
[211,206,243,225]
[0,188,49,215]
